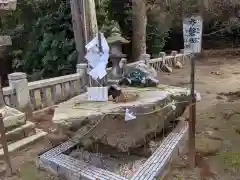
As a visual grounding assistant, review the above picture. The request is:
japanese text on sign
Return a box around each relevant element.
[183,16,203,53]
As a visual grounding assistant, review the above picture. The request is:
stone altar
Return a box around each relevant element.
[53,85,198,152]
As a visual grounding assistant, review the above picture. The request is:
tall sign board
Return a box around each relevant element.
[183,15,203,169]
[183,16,203,53]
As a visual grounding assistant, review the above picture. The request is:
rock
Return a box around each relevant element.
[53,86,191,152]
[196,135,222,156]
[174,61,183,69]
[161,64,172,73]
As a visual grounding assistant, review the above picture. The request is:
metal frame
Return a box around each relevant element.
[38,121,188,180]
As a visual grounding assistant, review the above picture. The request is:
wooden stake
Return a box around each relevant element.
[189,54,196,169]
[0,113,13,175]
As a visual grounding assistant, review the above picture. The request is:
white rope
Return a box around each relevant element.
[71,100,192,142]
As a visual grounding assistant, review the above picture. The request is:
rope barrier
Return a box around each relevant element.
[71,99,196,142]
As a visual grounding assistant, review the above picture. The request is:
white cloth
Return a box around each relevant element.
[85,33,109,80]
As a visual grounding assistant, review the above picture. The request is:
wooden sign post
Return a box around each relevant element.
[183,15,203,168]
[0,79,13,175]
[0,0,17,175]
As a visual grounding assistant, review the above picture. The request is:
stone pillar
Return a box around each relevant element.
[159,52,166,65]
[8,72,31,114]
[119,58,127,76]
[159,52,166,57]
[180,49,185,65]
[140,54,151,66]
[76,63,89,88]
[171,50,178,66]
[171,50,178,56]
[76,63,88,77]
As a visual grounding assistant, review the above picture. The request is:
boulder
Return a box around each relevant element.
[53,85,197,152]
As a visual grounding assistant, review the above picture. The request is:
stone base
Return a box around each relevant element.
[53,85,195,152]
[38,121,189,180]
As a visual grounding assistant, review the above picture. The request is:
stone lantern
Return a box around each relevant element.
[107,27,130,84]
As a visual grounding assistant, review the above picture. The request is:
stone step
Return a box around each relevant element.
[0,129,47,157]
[4,121,36,143]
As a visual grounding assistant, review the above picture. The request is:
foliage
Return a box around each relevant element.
[1,0,121,80]
[2,0,240,80]
[95,0,120,37]
[110,0,170,57]
[22,1,76,80]
[146,16,169,57]
[0,0,73,81]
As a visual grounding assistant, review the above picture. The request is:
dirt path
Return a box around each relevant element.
[162,57,240,180]
[1,56,240,180]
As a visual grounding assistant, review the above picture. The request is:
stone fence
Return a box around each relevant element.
[2,51,190,113]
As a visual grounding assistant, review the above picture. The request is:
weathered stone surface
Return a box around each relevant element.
[0,106,26,129]
[53,85,195,152]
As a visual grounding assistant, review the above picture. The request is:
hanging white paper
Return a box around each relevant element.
[88,63,107,80]
[196,92,201,101]
[85,33,109,80]
[125,108,136,121]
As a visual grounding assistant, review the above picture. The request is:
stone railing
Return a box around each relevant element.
[125,51,189,72]
[2,51,189,113]
[2,64,88,112]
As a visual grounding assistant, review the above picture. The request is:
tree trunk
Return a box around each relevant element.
[132,0,147,62]
[70,0,86,63]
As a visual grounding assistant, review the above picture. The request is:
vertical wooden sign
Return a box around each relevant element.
[183,15,203,168]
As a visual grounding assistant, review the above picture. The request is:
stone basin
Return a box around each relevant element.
[53,85,198,152]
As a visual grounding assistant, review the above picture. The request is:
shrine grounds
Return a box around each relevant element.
[2,55,240,180]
